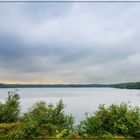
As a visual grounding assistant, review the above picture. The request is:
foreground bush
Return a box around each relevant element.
[0,122,23,138]
[0,92,74,138]
[77,102,140,138]
[22,100,74,138]
[0,92,140,138]
[0,90,20,123]
[0,122,22,131]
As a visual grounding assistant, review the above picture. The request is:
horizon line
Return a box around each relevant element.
[0,81,139,85]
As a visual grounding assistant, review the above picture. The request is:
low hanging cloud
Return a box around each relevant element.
[0,2,140,84]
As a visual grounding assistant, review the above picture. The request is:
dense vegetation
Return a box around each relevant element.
[0,91,140,138]
[77,103,140,138]
[113,82,140,89]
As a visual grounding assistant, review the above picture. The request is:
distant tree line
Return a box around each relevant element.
[0,82,140,89]
[0,83,111,88]
[0,83,112,88]
[112,82,140,89]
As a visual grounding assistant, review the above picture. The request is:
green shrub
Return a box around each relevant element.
[21,119,43,138]
[97,130,114,138]
[22,99,74,137]
[0,122,22,131]
[0,90,20,123]
[56,129,68,138]
[7,129,25,139]
[0,122,23,138]
[77,103,140,138]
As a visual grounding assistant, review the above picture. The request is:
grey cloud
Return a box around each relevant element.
[21,3,72,22]
[0,3,140,83]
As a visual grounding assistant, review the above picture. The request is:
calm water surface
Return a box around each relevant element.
[0,88,140,123]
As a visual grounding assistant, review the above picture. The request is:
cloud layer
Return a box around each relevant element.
[0,2,140,84]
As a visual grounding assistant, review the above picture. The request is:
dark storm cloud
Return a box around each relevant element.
[0,32,93,75]
[0,34,56,73]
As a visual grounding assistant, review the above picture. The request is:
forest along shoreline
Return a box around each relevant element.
[0,82,140,89]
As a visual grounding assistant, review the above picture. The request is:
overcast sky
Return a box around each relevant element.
[0,2,140,84]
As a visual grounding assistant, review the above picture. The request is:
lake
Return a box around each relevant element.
[0,88,140,123]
